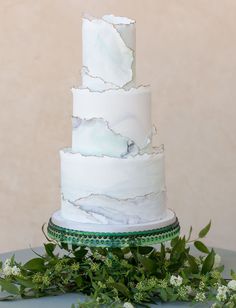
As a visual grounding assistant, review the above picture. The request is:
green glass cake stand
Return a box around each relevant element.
[47,209,180,248]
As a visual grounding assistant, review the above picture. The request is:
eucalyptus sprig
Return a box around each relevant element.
[0,222,236,308]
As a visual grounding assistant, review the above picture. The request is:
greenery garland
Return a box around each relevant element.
[0,222,236,307]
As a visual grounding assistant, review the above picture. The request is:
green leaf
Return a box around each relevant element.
[198,221,211,238]
[170,236,179,248]
[138,255,156,273]
[231,269,236,280]
[75,276,83,288]
[169,293,178,301]
[72,244,80,251]
[16,278,36,288]
[0,279,19,295]
[23,258,45,271]
[194,241,209,254]
[186,226,193,242]
[201,249,215,274]
[44,243,56,257]
[170,237,186,260]
[111,282,129,297]
[93,247,107,257]
[160,243,166,260]
[74,247,88,260]
[187,255,199,274]
[138,246,154,255]
[159,288,168,301]
[110,248,124,258]
[60,242,69,250]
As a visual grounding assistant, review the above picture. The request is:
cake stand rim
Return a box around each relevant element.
[47,209,180,247]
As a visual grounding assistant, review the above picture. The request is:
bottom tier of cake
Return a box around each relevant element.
[47,209,180,247]
[60,146,167,225]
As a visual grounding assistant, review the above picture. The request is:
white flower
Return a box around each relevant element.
[213,254,221,269]
[170,275,183,287]
[11,265,21,276]
[3,265,12,276]
[124,252,132,260]
[1,258,20,277]
[195,292,206,302]
[4,259,11,267]
[123,302,134,308]
[186,285,192,294]
[228,280,236,291]
[217,285,228,294]
[216,285,228,302]
[216,293,227,302]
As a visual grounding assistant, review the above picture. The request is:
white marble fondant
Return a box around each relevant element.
[72,117,138,157]
[81,67,119,92]
[60,146,165,201]
[61,191,166,225]
[51,15,173,233]
[82,15,135,90]
[72,86,152,150]
[52,209,176,233]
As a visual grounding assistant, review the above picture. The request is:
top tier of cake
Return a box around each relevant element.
[82,14,136,91]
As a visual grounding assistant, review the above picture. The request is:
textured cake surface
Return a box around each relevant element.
[60,146,166,224]
[56,14,169,229]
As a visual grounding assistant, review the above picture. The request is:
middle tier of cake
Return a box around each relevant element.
[60,146,167,225]
[72,86,153,157]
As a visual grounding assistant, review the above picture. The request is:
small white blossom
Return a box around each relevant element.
[4,259,11,267]
[199,281,205,290]
[123,302,134,308]
[228,280,236,291]
[186,285,192,294]
[3,265,12,276]
[177,286,188,299]
[195,292,206,302]
[216,293,226,302]
[96,297,101,303]
[124,252,132,260]
[213,254,221,269]
[1,259,20,277]
[170,275,183,287]
[216,285,228,302]
[11,265,21,276]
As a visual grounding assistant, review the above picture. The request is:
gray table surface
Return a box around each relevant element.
[0,247,235,307]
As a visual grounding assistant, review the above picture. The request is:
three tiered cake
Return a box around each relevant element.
[48,14,180,247]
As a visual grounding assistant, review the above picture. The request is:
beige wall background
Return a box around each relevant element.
[0,0,236,253]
